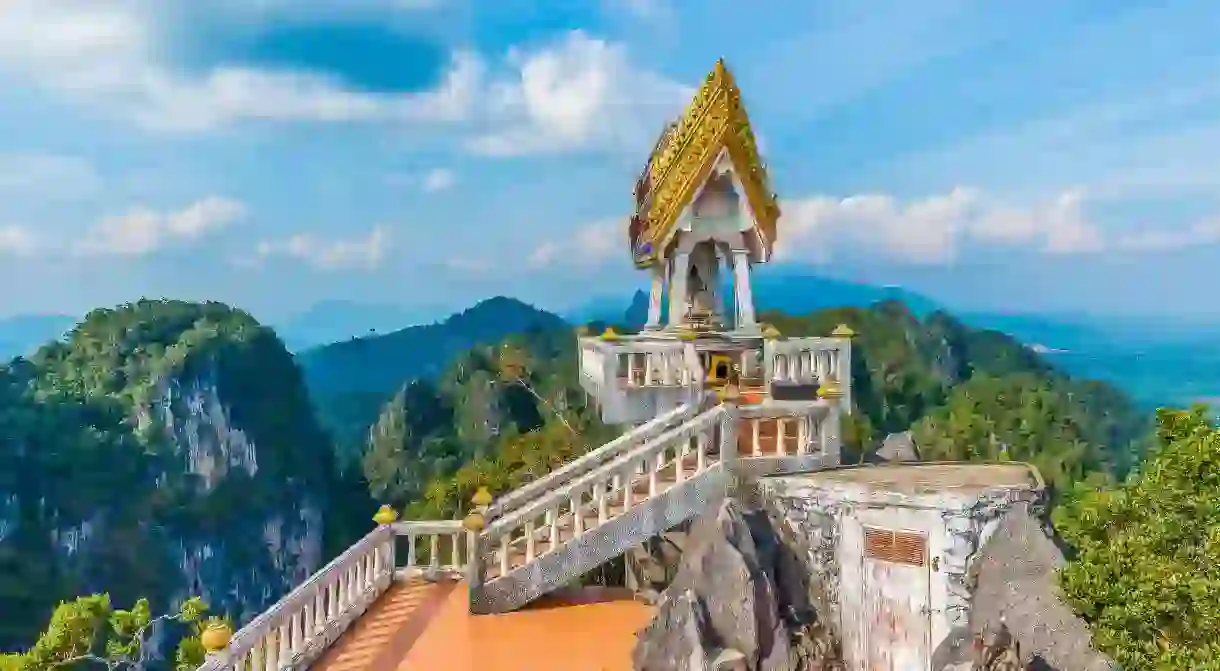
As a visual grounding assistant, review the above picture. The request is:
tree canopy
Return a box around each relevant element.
[1056,406,1220,669]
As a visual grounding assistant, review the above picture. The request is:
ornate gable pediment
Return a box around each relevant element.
[630,59,779,267]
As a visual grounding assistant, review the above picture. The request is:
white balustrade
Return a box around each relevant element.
[486,400,704,521]
[198,521,467,671]
[579,337,701,389]
[737,404,823,459]
[479,406,728,581]
[764,337,851,406]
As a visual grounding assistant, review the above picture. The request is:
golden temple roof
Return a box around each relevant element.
[630,59,779,267]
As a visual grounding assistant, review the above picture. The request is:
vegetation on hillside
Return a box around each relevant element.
[762,302,1148,480]
[0,300,362,656]
[359,328,615,519]
[1056,406,1220,669]
[0,594,213,671]
[298,296,568,461]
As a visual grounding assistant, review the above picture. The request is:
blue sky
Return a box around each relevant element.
[1,0,1219,324]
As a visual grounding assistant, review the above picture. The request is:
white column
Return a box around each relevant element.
[732,250,756,329]
[667,251,691,328]
[645,265,665,330]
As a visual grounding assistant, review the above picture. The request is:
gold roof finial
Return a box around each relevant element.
[471,486,494,507]
[831,323,855,339]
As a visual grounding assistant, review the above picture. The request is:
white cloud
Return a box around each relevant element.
[75,196,247,256]
[526,217,621,270]
[0,1,483,132]
[0,226,38,256]
[781,187,1106,264]
[466,31,691,156]
[255,226,390,270]
[524,186,1220,272]
[421,168,456,193]
[0,153,103,201]
[0,5,680,151]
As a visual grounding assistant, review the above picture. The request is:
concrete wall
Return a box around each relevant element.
[759,474,1047,671]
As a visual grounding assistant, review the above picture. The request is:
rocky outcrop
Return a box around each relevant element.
[965,506,1116,671]
[874,431,920,462]
[631,498,843,671]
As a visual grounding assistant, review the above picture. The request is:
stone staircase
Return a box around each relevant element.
[470,402,735,613]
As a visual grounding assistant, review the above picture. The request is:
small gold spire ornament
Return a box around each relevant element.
[761,324,782,340]
[372,505,398,526]
[471,486,493,507]
[599,327,621,341]
[831,324,855,339]
[819,375,844,400]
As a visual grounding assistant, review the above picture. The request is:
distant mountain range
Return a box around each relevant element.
[3,270,1218,410]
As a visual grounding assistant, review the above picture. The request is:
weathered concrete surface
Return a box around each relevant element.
[631,498,843,671]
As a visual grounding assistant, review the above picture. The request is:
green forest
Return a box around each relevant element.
[2,295,1217,668]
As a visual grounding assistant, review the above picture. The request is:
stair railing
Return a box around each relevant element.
[484,399,705,523]
[198,520,465,671]
[475,405,729,584]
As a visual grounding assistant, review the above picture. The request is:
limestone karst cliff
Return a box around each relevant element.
[0,300,358,655]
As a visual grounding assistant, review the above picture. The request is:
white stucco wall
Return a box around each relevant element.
[761,464,1046,671]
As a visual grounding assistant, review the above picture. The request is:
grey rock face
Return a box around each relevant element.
[876,431,920,462]
[632,498,843,671]
[967,505,1116,671]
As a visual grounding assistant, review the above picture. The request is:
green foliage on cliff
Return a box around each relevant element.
[1056,406,1220,669]
[0,300,359,656]
[360,329,615,518]
[0,593,211,670]
[763,301,1148,481]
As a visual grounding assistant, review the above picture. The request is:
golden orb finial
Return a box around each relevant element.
[200,619,232,654]
[471,486,493,507]
[461,511,486,532]
[599,327,620,341]
[373,505,398,526]
[761,324,782,340]
[831,324,855,339]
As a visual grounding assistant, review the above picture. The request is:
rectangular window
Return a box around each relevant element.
[863,526,927,567]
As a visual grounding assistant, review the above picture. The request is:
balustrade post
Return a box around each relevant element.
[797,415,809,455]
[820,409,842,466]
[720,407,740,493]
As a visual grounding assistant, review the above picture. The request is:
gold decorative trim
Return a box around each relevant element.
[630,59,778,265]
